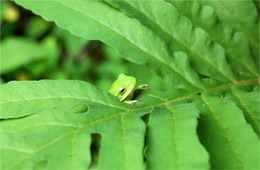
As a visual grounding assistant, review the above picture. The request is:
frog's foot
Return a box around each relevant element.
[136,84,149,90]
[124,100,138,104]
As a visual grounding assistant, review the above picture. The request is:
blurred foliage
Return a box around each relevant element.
[0,0,167,91]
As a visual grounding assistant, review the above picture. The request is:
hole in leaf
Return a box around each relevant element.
[196,92,201,96]
[220,91,226,99]
[68,104,88,114]
[141,112,150,125]
[89,133,101,169]
[141,113,151,163]
[198,73,211,80]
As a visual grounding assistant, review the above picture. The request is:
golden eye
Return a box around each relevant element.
[119,88,126,94]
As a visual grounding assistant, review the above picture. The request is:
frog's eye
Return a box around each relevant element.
[119,88,126,94]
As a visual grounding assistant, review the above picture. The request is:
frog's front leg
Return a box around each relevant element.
[136,84,149,90]
[124,84,149,104]
[124,100,138,104]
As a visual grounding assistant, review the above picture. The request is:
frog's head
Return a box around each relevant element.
[109,73,136,101]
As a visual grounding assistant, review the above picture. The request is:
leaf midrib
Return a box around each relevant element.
[120,114,127,169]
[1,78,258,138]
[1,79,258,121]
[1,147,33,154]
[166,104,180,169]
[130,78,259,114]
[4,79,257,138]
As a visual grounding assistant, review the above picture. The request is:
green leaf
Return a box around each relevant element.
[199,0,260,60]
[164,0,259,78]
[146,104,209,169]
[196,95,260,169]
[0,37,55,74]
[0,80,209,169]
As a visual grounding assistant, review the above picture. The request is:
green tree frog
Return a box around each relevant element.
[109,73,147,104]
